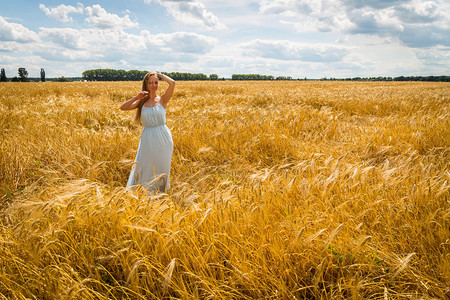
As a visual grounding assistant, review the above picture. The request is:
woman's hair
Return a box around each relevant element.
[134,71,158,124]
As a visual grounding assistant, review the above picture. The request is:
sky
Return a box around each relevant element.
[1,0,449,79]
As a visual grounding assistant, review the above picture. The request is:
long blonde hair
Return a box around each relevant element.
[134,71,158,124]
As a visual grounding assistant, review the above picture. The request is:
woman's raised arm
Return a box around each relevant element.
[158,73,175,108]
[120,91,149,110]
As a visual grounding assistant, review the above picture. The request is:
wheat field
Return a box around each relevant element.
[0,80,449,299]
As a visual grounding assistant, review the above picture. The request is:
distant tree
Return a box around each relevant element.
[18,67,28,82]
[127,70,147,81]
[40,68,46,82]
[54,76,69,82]
[275,76,292,80]
[162,72,207,81]
[11,76,20,82]
[0,68,6,82]
[82,69,147,81]
[82,69,226,81]
[232,74,274,80]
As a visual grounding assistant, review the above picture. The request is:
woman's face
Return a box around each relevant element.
[146,75,159,91]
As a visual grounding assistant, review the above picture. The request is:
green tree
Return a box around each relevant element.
[40,68,45,82]
[0,68,6,82]
[232,74,274,80]
[127,70,147,81]
[18,67,28,82]
[54,76,69,82]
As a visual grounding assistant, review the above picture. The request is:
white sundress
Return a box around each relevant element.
[127,102,173,193]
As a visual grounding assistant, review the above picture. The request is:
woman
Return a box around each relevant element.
[120,72,175,193]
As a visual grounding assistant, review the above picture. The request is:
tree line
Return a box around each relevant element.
[231,74,298,80]
[0,67,70,82]
[81,69,222,81]
[82,69,147,81]
[1,67,45,82]
[81,70,450,82]
[81,70,301,81]
[2,67,449,82]
[338,76,450,82]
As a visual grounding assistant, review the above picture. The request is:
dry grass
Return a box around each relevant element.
[0,80,449,299]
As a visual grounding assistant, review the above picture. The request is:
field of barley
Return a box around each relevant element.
[0,80,449,299]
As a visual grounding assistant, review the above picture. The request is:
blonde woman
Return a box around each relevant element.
[120,72,175,193]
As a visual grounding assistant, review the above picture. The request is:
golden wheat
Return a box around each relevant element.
[0,81,449,299]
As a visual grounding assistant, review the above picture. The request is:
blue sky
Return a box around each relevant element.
[1,0,449,78]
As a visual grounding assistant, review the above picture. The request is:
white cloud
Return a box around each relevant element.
[243,39,349,62]
[338,34,422,76]
[412,1,439,18]
[0,54,16,64]
[0,16,39,43]
[146,0,226,30]
[38,27,145,54]
[34,46,104,61]
[39,27,84,49]
[341,0,406,9]
[34,28,142,62]
[347,7,404,34]
[414,45,450,73]
[151,31,217,53]
[259,0,353,32]
[33,25,216,66]
[39,3,84,23]
[0,42,19,52]
[86,29,145,50]
[259,0,314,15]
[396,1,443,24]
[399,24,450,47]
[39,4,139,30]
[84,4,138,29]
[258,0,450,48]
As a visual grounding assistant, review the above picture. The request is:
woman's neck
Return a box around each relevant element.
[148,90,157,98]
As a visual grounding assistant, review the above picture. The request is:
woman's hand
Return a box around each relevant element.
[136,91,149,99]
[158,73,175,108]
[120,91,148,110]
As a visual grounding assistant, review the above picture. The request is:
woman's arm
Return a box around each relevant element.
[120,91,149,110]
[158,73,175,108]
